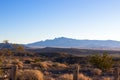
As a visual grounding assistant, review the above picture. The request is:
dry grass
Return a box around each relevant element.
[16,70,43,80]
[44,76,55,80]
[2,58,23,68]
[91,68,102,76]
[78,73,92,80]
[31,61,53,70]
[58,74,73,80]
[53,62,67,68]
[58,73,91,80]
[101,77,114,80]
[12,59,23,68]
[31,61,67,70]
[40,61,52,69]
[23,57,34,64]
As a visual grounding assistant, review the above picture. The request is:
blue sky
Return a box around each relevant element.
[0,0,120,44]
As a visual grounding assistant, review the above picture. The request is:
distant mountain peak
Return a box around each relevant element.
[54,37,71,40]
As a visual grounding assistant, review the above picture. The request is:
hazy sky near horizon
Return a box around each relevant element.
[0,0,120,44]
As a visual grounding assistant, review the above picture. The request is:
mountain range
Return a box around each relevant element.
[27,37,120,50]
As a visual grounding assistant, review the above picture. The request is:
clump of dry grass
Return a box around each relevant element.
[31,61,67,70]
[16,70,43,80]
[24,57,34,64]
[58,73,91,80]
[40,61,52,69]
[10,59,23,69]
[91,68,102,76]
[44,71,50,75]
[53,62,67,68]
[4,58,23,68]
[31,61,52,70]
[44,76,55,80]
[58,74,73,80]
[78,73,92,80]
[102,77,111,80]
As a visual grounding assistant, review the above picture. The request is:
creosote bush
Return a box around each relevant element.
[89,53,114,71]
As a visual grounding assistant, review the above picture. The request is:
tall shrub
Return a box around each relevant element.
[89,53,114,71]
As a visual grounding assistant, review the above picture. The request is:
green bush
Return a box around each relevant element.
[89,53,114,71]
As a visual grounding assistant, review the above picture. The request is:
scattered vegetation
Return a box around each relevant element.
[0,43,120,79]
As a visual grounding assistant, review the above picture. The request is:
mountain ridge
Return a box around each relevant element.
[27,37,120,49]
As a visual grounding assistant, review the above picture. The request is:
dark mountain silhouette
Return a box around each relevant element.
[27,37,120,49]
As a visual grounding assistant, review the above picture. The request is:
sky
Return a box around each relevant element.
[0,0,120,44]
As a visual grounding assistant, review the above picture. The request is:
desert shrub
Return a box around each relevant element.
[89,53,114,71]
[54,56,86,64]
[0,48,13,56]
[0,56,3,65]
[34,58,41,63]
[14,52,34,57]
[16,70,43,80]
